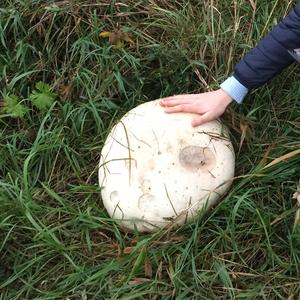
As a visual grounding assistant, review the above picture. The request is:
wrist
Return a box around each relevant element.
[218,89,233,106]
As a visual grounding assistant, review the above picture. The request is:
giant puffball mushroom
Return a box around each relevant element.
[98,100,235,232]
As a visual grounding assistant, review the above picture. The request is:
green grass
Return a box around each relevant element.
[1,0,300,299]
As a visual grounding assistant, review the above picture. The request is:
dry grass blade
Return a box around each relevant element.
[248,0,256,11]
[263,149,300,169]
[257,144,275,168]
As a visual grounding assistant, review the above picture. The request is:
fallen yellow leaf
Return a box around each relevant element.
[99,30,134,49]
[99,31,112,38]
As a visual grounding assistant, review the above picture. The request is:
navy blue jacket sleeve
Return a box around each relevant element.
[234,3,300,89]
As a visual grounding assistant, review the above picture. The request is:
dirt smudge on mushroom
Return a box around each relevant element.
[179,146,216,172]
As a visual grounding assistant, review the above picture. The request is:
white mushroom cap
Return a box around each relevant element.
[98,100,235,232]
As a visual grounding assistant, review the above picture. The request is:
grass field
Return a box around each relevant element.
[1,0,300,299]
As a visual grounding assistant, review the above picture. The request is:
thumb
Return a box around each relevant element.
[191,112,212,127]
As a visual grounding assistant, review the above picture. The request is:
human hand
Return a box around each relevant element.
[159,89,233,127]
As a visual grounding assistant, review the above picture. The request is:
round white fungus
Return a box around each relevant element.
[98,100,235,232]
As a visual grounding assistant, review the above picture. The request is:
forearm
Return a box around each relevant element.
[221,3,300,103]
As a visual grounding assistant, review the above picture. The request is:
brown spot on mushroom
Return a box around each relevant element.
[140,179,152,193]
[179,146,216,172]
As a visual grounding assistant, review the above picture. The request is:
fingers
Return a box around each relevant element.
[164,104,197,114]
[191,112,212,127]
[160,94,195,107]
[160,99,190,107]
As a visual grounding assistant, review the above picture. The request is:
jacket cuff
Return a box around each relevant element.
[220,76,249,104]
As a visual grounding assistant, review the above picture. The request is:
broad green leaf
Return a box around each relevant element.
[29,81,57,110]
[3,94,28,118]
